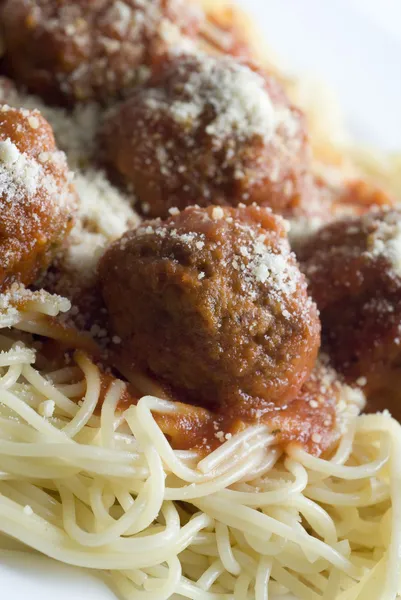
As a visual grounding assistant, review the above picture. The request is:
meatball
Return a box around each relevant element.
[99,204,320,417]
[0,104,76,289]
[0,0,202,105]
[99,53,312,218]
[299,208,401,411]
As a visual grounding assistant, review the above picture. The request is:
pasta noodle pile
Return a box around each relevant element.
[0,294,400,600]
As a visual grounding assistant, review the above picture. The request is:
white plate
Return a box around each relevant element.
[0,551,116,600]
[1,1,401,598]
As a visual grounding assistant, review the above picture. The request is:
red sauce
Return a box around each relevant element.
[265,375,338,456]
[152,391,337,457]
[96,362,339,457]
[336,179,394,213]
[313,175,394,223]
[98,371,139,406]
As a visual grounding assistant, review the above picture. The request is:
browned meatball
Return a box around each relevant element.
[0,0,202,105]
[0,104,76,289]
[99,53,312,218]
[299,208,401,415]
[99,204,320,418]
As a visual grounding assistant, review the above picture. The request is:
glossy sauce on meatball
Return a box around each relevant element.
[99,52,312,218]
[0,104,76,289]
[99,205,320,418]
[0,0,202,105]
[299,208,401,417]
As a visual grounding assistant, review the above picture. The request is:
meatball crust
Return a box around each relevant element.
[99,205,320,417]
[0,0,202,105]
[0,105,76,289]
[299,209,401,397]
[99,53,312,218]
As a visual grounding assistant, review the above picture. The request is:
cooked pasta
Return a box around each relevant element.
[0,298,398,600]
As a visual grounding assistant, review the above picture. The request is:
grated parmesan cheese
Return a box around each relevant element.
[241,232,300,299]
[148,54,279,144]
[366,212,401,276]
[38,399,56,418]
[0,139,20,165]
[212,206,224,220]
[28,116,40,129]
[74,170,138,240]
[0,138,43,201]
[54,169,140,293]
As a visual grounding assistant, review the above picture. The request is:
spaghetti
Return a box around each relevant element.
[0,297,399,600]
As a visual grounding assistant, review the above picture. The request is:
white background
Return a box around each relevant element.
[244,0,401,149]
[1,1,401,598]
